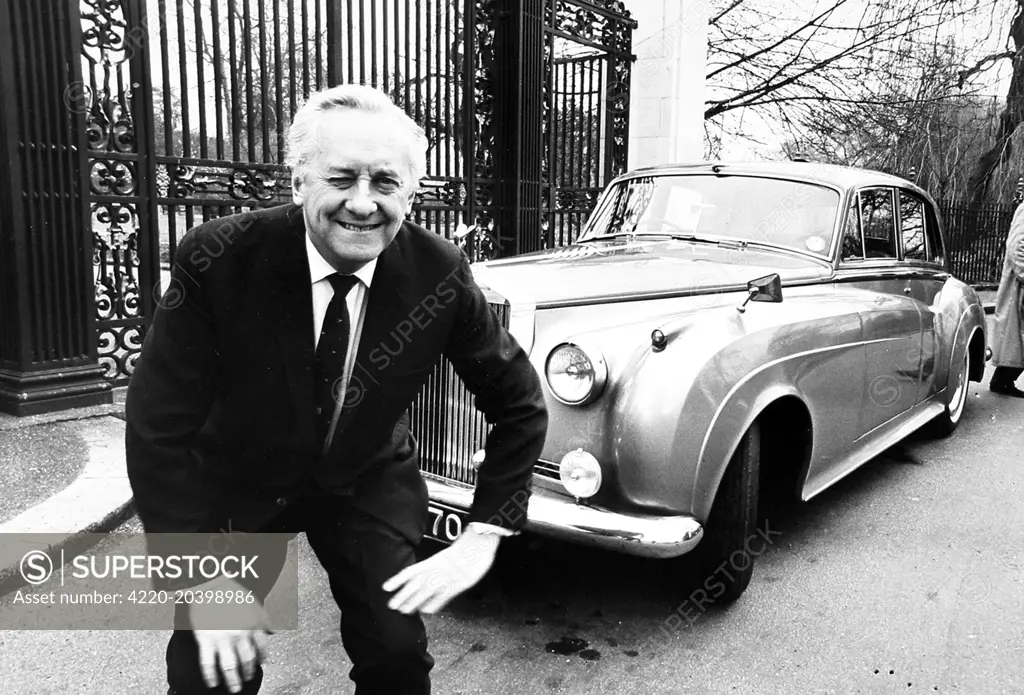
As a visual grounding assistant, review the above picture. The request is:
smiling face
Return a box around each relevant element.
[291,108,418,273]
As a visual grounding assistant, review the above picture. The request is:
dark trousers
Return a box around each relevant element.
[166,488,433,695]
[991,366,1023,386]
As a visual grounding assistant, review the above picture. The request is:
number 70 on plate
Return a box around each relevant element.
[427,503,465,543]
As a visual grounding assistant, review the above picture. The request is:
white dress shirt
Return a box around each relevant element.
[306,232,376,354]
[303,232,513,537]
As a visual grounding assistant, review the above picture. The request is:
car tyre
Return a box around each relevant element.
[929,346,971,438]
[697,421,761,603]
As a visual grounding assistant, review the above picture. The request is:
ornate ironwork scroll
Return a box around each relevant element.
[465,0,500,259]
[161,163,291,204]
[80,0,154,384]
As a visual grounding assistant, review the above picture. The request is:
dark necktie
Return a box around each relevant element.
[314,273,359,448]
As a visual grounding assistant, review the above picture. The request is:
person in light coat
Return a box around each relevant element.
[989,202,1024,398]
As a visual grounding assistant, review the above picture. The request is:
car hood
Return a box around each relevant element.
[472,239,833,308]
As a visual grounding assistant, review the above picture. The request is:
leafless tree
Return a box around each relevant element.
[704,0,1005,159]
[781,38,1004,200]
[961,0,1024,203]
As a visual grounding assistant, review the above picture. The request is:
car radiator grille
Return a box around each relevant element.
[409,301,510,488]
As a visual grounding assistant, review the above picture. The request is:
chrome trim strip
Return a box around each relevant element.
[832,268,947,282]
[534,459,560,479]
[424,476,704,559]
[536,278,829,310]
[802,400,945,500]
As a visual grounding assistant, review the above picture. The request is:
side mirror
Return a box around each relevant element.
[737,273,783,313]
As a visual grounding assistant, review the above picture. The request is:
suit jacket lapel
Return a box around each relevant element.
[329,225,415,448]
[355,228,414,379]
[258,204,318,450]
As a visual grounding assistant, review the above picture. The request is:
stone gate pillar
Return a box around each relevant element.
[624,0,707,166]
[0,0,112,415]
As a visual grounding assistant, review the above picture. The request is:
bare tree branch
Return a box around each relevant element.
[709,0,747,27]
[704,0,1000,127]
[957,50,1017,88]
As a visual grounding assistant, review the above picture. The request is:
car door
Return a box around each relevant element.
[835,186,924,436]
[896,188,946,404]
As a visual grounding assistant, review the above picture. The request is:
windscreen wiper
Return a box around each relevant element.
[580,231,725,246]
[577,232,635,242]
[669,233,721,245]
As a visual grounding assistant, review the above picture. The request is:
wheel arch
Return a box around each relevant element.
[967,324,986,383]
[692,385,814,522]
[938,281,987,386]
[757,396,815,504]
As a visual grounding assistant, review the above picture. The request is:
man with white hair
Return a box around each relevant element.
[125,84,547,694]
[989,202,1024,398]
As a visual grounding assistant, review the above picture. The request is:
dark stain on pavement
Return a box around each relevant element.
[545,636,588,655]
[470,642,487,652]
[623,649,639,657]
[544,636,602,661]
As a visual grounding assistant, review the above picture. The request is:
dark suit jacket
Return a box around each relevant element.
[125,203,547,544]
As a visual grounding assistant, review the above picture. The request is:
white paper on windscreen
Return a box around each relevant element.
[661,186,706,232]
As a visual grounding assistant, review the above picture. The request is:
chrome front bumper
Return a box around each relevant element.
[425,476,704,559]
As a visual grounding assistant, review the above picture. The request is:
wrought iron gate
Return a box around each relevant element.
[543,0,634,247]
[77,0,633,385]
[80,0,158,383]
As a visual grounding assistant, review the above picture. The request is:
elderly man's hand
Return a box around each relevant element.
[187,578,274,693]
[382,526,501,615]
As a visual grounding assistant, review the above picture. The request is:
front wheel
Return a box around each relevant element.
[695,421,761,603]
[929,345,971,438]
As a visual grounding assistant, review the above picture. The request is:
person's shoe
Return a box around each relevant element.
[990,382,1024,398]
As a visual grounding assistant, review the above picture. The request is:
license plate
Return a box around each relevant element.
[426,502,467,544]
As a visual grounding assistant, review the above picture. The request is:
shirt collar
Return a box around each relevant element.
[305,231,377,289]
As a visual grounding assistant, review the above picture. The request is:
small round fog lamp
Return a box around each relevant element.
[559,449,602,499]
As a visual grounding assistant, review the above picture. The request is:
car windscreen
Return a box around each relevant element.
[580,174,841,257]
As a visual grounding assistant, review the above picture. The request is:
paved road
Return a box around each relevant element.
[1,362,1021,695]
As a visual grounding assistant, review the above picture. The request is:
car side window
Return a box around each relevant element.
[860,188,897,259]
[840,198,864,261]
[899,191,927,261]
[924,203,945,265]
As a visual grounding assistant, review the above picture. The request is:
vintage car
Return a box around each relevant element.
[409,162,988,601]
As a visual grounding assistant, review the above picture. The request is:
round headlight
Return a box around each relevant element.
[545,342,607,405]
[559,449,602,499]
